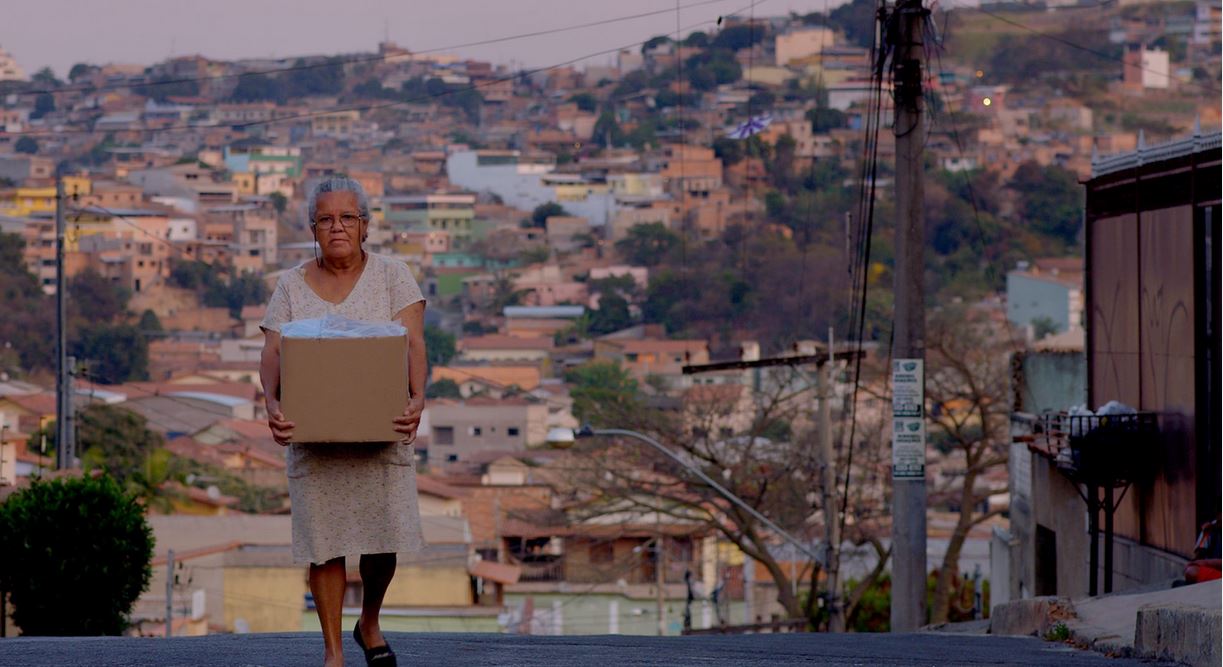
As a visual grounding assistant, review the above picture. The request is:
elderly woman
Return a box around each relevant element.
[260,176,425,667]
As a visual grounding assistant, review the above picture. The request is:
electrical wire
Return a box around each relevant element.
[974,6,1220,95]
[12,2,767,137]
[14,0,741,98]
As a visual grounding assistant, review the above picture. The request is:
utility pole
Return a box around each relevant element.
[819,329,844,632]
[889,0,930,633]
[54,175,75,470]
[655,514,667,635]
[165,549,175,638]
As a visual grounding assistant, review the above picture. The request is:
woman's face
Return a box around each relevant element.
[312,191,367,263]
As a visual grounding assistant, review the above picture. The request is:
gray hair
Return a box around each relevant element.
[307,176,371,223]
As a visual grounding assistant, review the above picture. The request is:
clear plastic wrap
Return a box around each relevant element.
[280,313,406,339]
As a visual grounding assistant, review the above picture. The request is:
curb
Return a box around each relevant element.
[988,596,1076,637]
[1133,602,1222,667]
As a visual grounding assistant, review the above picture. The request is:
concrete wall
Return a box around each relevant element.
[383,563,473,607]
[1029,452,1089,599]
[223,566,305,633]
[1017,351,1087,414]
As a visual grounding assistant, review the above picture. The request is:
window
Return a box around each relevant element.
[472,426,482,437]
[508,427,520,437]
[446,454,459,463]
[590,542,614,564]
[626,353,639,362]
[434,426,454,445]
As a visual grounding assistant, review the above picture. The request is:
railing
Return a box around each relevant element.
[517,560,564,583]
[1092,130,1221,178]
[1036,411,1158,486]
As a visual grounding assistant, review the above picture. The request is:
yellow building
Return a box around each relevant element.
[232,172,256,196]
[0,176,90,216]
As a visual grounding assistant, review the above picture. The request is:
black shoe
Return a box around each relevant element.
[353,619,397,666]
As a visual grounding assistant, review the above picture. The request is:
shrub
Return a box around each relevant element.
[0,475,154,635]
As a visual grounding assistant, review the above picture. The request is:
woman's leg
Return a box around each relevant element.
[309,557,347,666]
[357,552,397,647]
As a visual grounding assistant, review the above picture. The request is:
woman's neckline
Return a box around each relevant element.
[299,252,372,306]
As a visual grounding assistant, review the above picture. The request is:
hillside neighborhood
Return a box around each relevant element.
[0,0,1219,644]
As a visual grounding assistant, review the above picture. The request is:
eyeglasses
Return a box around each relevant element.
[312,213,364,230]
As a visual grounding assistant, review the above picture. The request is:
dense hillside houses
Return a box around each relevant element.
[0,0,1218,636]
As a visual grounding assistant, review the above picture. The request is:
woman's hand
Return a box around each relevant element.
[392,395,425,443]
[266,400,295,446]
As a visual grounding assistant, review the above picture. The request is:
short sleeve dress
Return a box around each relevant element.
[261,252,426,565]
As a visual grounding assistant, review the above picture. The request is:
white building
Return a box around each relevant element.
[1006,259,1084,340]
[0,46,26,82]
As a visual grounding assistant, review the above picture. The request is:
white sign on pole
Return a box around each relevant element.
[892,359,925,479]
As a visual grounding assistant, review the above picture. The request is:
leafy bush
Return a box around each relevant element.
[0,475,154,635]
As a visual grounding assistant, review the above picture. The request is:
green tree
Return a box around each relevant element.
[73,323,149,383]
[1031,316,1059,340]
[31,93,55,119]
[614,222,679,267]
[69,267,130,323]
[563,361,640,425]
[612,70,651,99]
[829,0,879,48]
[424,324,456,368]
[269,191,288,214]
[569,92,598,113]
[586,292,633,335]
[641,35,673,54]
[230,73,285,103]
[531,201,571,227]
[68,62,97,82]
[806,106,846,133]
[683,31,710,47]
[425,378,462,399]
[14,136,38,154]
[711,25,765,51]
[1009,160,1082,245]
[0,232,55,372]
[0,475,154,635]
[685,49,742,91]
[31,67,60,86]
[66,405,170,494]
[284,57,345,97]
[137,309,163,334]
[135,76,199,103]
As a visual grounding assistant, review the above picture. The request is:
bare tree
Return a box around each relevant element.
[559,358,896,627]
[924,307,1016,624]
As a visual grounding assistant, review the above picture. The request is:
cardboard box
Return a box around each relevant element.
[281,334,408,443]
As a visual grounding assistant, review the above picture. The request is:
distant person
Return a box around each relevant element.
[260,176,426,667]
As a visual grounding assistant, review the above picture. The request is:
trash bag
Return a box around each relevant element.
[280,313,406,339]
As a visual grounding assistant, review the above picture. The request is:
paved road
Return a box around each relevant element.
[0,632,1176,666]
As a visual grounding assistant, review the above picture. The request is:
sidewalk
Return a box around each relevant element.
[991,580,1221,666]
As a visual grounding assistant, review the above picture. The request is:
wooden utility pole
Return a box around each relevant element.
[54,175,75,470]
[889,0,930,632]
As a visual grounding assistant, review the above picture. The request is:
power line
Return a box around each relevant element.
[972,6,1221,95]
[840,0,888,539]
[12,3,762,137]
[15,0,739,98]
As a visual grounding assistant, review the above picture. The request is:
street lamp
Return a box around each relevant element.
[545,426,822,564]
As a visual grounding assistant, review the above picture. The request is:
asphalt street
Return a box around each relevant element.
[0,632,1177,666]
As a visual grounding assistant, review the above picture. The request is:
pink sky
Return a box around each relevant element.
[3,0,863,77]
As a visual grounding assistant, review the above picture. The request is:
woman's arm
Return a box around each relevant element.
[260,329,295,445]
[392,301,428,441]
